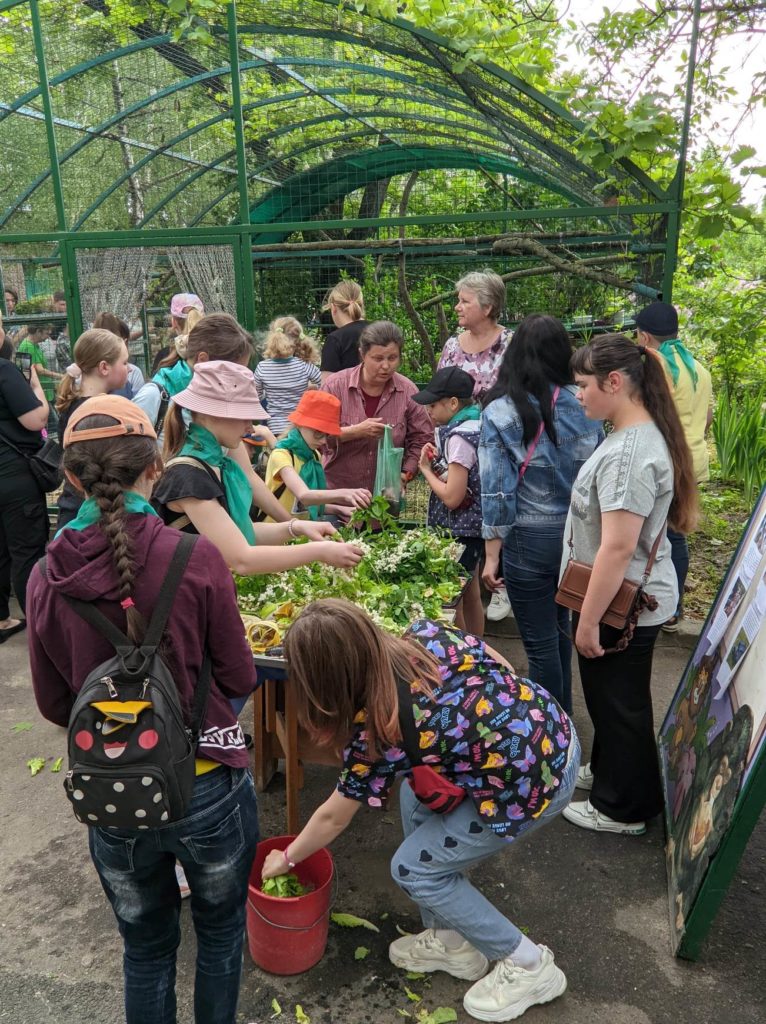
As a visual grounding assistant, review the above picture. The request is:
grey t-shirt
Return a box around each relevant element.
[561,421,678,626]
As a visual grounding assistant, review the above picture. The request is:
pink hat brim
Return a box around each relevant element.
[173,389,269,421]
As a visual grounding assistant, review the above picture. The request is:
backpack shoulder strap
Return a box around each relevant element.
[396,676,423,767]
[141,533,197,649]
[37,555,133,653]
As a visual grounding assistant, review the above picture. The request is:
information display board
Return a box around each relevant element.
[659,486,766,959]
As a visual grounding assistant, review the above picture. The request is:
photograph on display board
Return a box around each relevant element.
[659,487,766,956]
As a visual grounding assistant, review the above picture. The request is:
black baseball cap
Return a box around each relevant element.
[413,366,475,404]
[635,301,678,336]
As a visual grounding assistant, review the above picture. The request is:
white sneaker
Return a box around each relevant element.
[576,762,594,792]
[562,799,646,835]
[487,590,512,622]
[463,945,566,1021]
[389,928,489,981]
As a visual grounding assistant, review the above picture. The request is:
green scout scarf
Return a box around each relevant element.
[658,339,698,391]
[448,404,481,426]
[55,491,158,538]
[180,422,256,542]
[274,427,326,520]
[153,358,192,397]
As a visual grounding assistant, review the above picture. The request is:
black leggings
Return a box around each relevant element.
[575,614,664,823]
[0,468,49,618]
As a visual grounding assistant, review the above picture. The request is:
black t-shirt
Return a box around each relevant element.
[0,358,44,478]
[320,320,368,373]
[152,460,228,534]
[57,397,89,513]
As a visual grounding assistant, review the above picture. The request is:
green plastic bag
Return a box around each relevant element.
[373,424,404,518]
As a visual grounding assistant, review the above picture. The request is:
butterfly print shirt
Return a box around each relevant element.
[336,620,574,839]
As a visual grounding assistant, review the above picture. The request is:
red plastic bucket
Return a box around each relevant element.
[246,835,334,975]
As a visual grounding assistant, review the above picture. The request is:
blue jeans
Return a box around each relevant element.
[392,732,580,961]
[503,525,573,713]
[667,526,689,618]
[89,766,260,1024]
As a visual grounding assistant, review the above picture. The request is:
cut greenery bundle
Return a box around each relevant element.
[236,497,464,639]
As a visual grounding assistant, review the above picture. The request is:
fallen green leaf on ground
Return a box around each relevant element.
[295,1005,310,1024]
[330,912,380,932]
[404,986,422,1003]
[270,996,281,1017]
[12,722,33,733]
[50,757,63,773]
[416,1008,458,1024]
[27,757,45,776]
[406,971,426,980]
[354,946,370,960]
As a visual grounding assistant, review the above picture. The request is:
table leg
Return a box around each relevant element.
[252,683,278,791]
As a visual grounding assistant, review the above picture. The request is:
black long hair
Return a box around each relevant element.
[483,314,574,446]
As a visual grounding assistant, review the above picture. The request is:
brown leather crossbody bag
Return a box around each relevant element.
[555,525,665,653]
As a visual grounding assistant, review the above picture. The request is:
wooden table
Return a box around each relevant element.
[251,654,304,834]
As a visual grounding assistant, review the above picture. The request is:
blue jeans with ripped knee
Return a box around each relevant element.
[391,732,580,962]
[88,766,259,1024]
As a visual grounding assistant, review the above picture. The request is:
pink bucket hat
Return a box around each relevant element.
[173,360,269,420]
[170,292,204,318]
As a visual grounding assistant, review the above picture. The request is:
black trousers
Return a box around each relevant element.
[0,468,49,618]
[574,614,664,823]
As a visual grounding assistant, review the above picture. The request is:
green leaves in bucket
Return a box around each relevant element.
[261,872,309,898]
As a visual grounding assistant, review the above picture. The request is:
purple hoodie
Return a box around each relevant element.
[27,515,257,769]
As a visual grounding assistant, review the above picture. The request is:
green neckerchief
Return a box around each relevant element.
[153,358,192,397]
[55,491,159,538]
[658,339,698,391]
[180,422,255,543]
[448,404,481,426]
[274,427,326,520]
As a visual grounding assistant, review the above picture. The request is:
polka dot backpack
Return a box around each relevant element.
[41,534,211,830]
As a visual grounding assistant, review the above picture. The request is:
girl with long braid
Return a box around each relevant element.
[561,334,697,836]
[27,395,260,1024]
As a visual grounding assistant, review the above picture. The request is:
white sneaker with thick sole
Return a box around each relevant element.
[576,762,594,792]
[389,928,489,981]
[562,799,646,835]
[486,590,512,622]
[463,945,566,1022]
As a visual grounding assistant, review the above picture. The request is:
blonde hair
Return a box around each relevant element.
[284,599,441,758]
[263,316,319,364]
[322,280,365,322]
[158,307,205,368]
[56,329,125,413]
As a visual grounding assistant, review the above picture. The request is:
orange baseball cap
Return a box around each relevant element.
[63,395,157,446]
[288,391,342,436]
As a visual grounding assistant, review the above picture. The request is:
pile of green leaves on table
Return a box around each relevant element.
[236,497,464,635]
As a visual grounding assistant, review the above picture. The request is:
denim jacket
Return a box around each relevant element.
[480,384,603,539]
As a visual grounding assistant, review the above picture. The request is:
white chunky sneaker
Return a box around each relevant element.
[463,945,566,1021]
[486,590,512,622]
[389,928,489,981]
[576,762,594,792]
[562,799,646,835]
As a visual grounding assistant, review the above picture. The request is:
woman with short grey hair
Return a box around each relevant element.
[437,269,511,403]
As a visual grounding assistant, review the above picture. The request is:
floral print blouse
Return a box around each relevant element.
[437,328,512,402]
[336,620,573,840]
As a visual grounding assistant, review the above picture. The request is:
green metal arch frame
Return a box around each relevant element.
[2,22,606,206]
[246,146,590,245]
[1,51,589,228]
[137,126,531,230]
[71,89,514,231]
[1,32,655,227]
